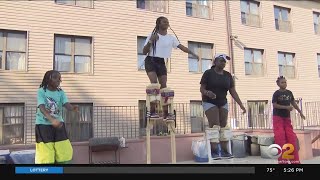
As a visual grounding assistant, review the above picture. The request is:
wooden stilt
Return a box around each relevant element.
[146,119,151,164]
[145,85,177,164]
[167,121,176,164]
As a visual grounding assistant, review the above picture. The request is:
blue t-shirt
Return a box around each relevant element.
[36,88,69,125]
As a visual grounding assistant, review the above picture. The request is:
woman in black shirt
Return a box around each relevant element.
[200,53,246,159]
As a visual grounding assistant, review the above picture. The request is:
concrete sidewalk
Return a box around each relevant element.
[177,155,320,164]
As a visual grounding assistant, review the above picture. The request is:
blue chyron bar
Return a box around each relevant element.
[15,167,63,174]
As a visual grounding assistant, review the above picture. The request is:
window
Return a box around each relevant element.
[0,104,24,145]
[240,0,260,27]
[54,35,92,73]
[317,54,320,77]
[138,100,146,136]
[274,6,292,32]
[247,101,267,128]
[137,36,146,70]
[138,100,167,136]
[137,0,168,13]
[0,30,27,71]
[63,103,93,142]
[137,36,171,72]
[244,48,264,76]
[188,42,213,73]
[314,12,320,35]
[190,101,206,133]
[55,0,93,8]
[278,52,295,78]
[186,0,212,19]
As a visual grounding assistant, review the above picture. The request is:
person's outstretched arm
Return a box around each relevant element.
[229,87,246,113]
[177,44,199,59]
[291,100,305,119]
[63,102,79,112]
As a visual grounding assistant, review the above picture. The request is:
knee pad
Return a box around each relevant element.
[160,88,174,106]
[205,125,220,143]
[146,84,161,102]
[219,127,232,141]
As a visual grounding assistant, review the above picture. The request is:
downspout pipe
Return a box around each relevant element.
[225,0,237,122]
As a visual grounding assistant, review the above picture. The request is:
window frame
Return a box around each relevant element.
[136,0,168,13]
[313,11,320,35]
[247,100,268,128]
[186,0,213,20]
[63,103,93,142]
[244,48,264,76]
[240,0,261,27]
[137,36,147,71]
[55,0,94,8]
[278,51,296,79]
[190,100,206,133]
[317,53,320,78]
[274,6,292,32]
[0,103,25,145]
[0,30,27,71]
[53,34,93,74]
[188,41,213,73]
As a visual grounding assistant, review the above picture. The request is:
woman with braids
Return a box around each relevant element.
[272,76,305,164]
[143,16,198,119]
[35,70,78,164]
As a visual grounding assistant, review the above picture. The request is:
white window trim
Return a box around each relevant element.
[0,30,28,72]
[188,41,214,73]
[54,34,93,74]
[274,5,292,32]
[186,0,213,20]
[278,51,296,79]
[55,0,94,9]
[136,0,169,13]
[313,11,320,35]
[244,48,264,77]
[241,0,261,27]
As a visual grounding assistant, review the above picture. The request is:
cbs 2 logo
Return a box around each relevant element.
[268,144,294,159]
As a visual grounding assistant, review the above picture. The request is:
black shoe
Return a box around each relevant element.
[220,150,234,159]
[211,151,221,160]
[149,113,160,118]
[165,113,175,120]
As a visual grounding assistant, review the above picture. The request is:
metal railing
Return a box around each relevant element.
[1,101,320,145]
[305,102,320,127]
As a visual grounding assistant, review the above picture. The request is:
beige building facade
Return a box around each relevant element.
[0,0,319,105]
[0,0,320,144]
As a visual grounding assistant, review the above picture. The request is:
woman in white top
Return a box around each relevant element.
[143,16,198,119]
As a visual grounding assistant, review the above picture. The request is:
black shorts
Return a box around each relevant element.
[35,123,73,164]
[145,56,167,76]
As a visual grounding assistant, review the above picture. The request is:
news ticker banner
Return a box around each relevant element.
[0,165,315,175]
[14,166,254,174]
